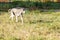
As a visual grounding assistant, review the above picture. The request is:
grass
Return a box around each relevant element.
[0,10,60,40]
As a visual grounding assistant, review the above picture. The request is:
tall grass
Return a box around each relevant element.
[0,10,60,40]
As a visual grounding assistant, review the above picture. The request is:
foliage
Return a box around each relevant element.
[0,1,60,11]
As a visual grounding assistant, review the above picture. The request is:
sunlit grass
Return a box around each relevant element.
[0,10,60,40]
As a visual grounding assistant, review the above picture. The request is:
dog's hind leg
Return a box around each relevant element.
[16,16,18,22]
[9,11,14,21]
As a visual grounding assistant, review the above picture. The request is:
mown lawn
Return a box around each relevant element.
[0,10,60,40]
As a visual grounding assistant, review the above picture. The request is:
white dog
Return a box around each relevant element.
[8,7,25,24]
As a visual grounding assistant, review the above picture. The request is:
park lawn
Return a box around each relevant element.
[0,10,60,40]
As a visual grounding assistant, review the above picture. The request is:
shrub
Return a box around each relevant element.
[0,1,60,11]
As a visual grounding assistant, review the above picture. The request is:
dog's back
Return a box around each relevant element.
[10,8,25,15]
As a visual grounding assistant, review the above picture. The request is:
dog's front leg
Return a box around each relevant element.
[20,15,23,24]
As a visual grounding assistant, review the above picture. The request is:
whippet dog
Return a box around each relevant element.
[8,7,25,24]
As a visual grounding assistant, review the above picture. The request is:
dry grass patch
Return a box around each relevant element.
[0,10,60,40]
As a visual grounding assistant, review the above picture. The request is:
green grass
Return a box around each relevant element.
[0,10,60,40]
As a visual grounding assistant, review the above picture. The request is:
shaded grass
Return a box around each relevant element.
[0,10,60,40]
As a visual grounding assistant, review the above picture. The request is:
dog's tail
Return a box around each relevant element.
[8,9,11,12]
[8,9,12,14]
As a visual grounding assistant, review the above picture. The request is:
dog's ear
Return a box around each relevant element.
[23,11,25,14]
